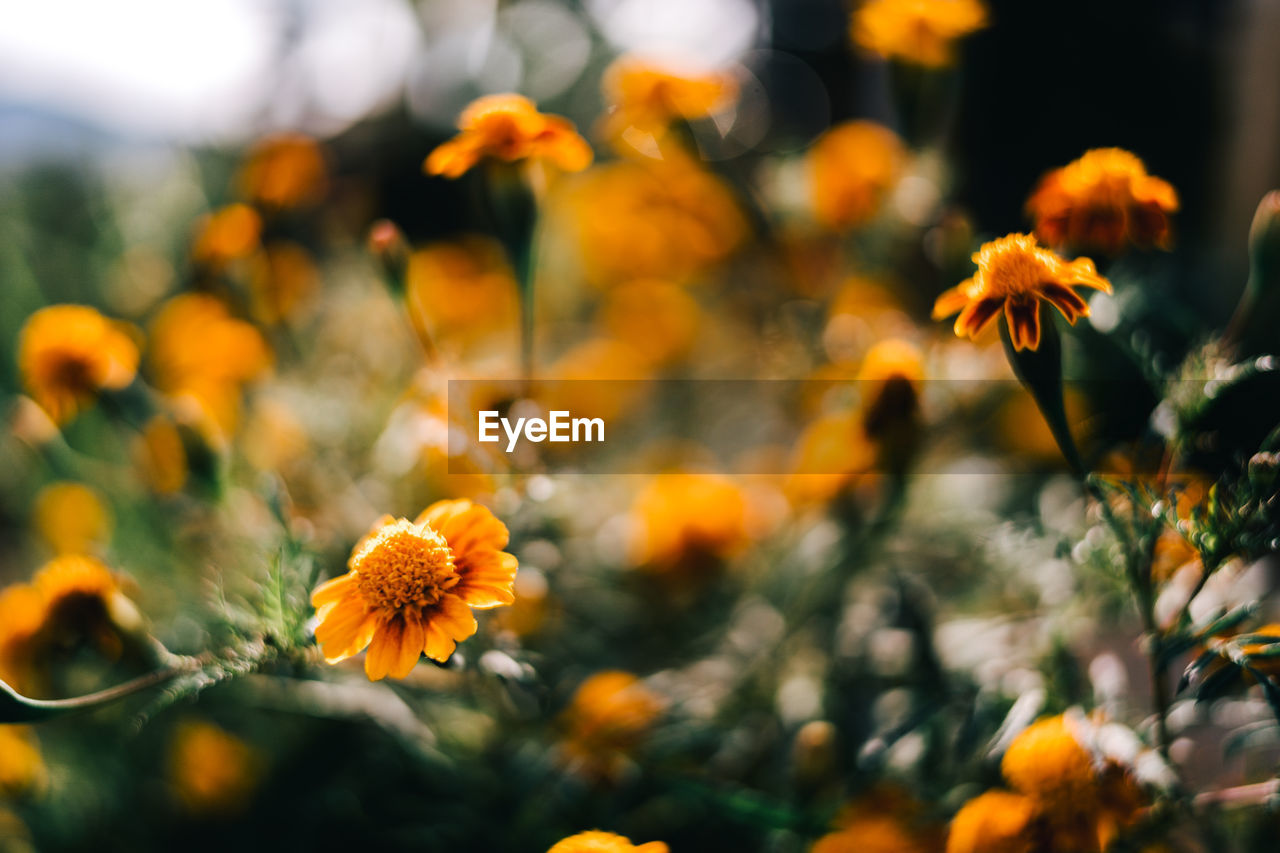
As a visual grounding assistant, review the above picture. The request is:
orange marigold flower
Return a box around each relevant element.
[600,55,738,144]
[148,293,272,439]
[33,554,136,627]
[547,830,668,853]
[600,280,702,367]
[813,814,933,853]
[561,671,665,781]
[808,121,904,231]
[946,790,1035,853]
[853,0,988,68]
[1027,148,1178,254]
[1001,715,1098,818]
[405,237,519,350]
[135,415,189,495]
[32,481,111,556]
[238,133,327,209]
[168,720,262,814]
[425,94,593,179]
[191,203,262,269]
[0,584,44,689]
[628,472,749,572]
[932,233,1112,351]
[18,304,140,425]
[249,241,319,326]
[0,726,46,797]
[310,500,518,681]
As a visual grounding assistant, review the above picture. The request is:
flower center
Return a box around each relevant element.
[983,245,1050,297]
[353,520,459,613]
[51,353,97,394]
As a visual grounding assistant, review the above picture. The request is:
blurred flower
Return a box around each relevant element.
[238,133,327,210]
[425,94,593,179]
[33,481,111,556]
[148,293,272,439]
[815,787,942,853]
[858,338,924,438]
[250,241,319,326]
[932,234,1112,351]
[135,415,189,495]
[0,726,46,797]
[542,338,653,423]
[1027,148,1178,254]
[628,472,750,574]
[787,410,877,503]
[563,156,747,285]
[18,304,139,425]
[1002,715,1097,814]
[405,237,519,351]
[242,398,309,473]
[600,55,737,151]
[946,790,1035,853]
[547,830,668,853]
[807,121,904,231]
[852,0,988,67]
[191,203,262,269]
[168,720,262,815]
[560,671,665,781]
[311,500,518,680]
[0,585,44,689]
[599,280,702,367]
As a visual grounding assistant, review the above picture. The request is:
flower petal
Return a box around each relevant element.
[364,616,408,681]
[311,572,358,611]
[1004,297,1041,351]
[427,501,510,558]
[315,597,376,663]
[954,296,1004,340]
[1039,283,1089,323]
[455,550,518,609]
[932,280,974,320]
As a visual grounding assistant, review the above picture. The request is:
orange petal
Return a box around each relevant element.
[932,280,973,320]
[954,295,1004,340]
[1004,298,1041,351]
[1063,257,1112,293]
[311,572,358,610]
[415,498,473,531]
[1039,283,1089,323]
[423,620,458,662]
[364,616,408,681]
[433,503,510,557]
[434,594,479,642]
[315,597,376,662]
[455,550,518,609]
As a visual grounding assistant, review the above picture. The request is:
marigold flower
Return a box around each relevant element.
[148,293,272,438]
[808,121,904,231]
[249,241,319,325]
[311,500,518,680]
[1002,715,1099,818]
[787,410,877,503]
[946,791,1035,853]
[852,0,988,67]
[33,554,137,629]
[813,815,932,853]
[0,726,46,797]
[628,472,749,572]
[932,233,1112,351]
[547,830,668,853]
[168,720,262,814]
[425,94,593,179]
[600,280,702,367]
[32,482,111,556]
[135,415,189,495]
[18,304,140,425]
[405,237,519,350]
[600,55,738,146]
[191,203,262,269]
[238,133,327,209]
[561,671,664,781]
[561,155,747,285]
[1027,148,1178,254]
[0,584,44,689]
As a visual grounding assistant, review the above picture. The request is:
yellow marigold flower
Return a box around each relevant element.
[561,671,664,781]
[32,482,111,556]
[600,55,738,144]
[853,0,988,68]
[135,415,189,494]
[425,94,593,179]
[249,241,319,326]
[1027,148,1178,254]
[1002,715,1098,818]
[628,472,749,572]
[813,814,932,853]
[18,304,139,425]
[191,203,262,269]
[562,156,747,285]
[787,409,877,503]
[0,585,44,689]
[238,133,327,209]
[932,233,1112,352]
[547,830,668,853]
[168,720,262,814]
[600,280,702,367]
[33,554,137,629]
[0,726,46,797]
[148,293,272,438]
[808,121,904,231]
[311,500,518,680]
[946,791,1035,853]
[405,237,519,349]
